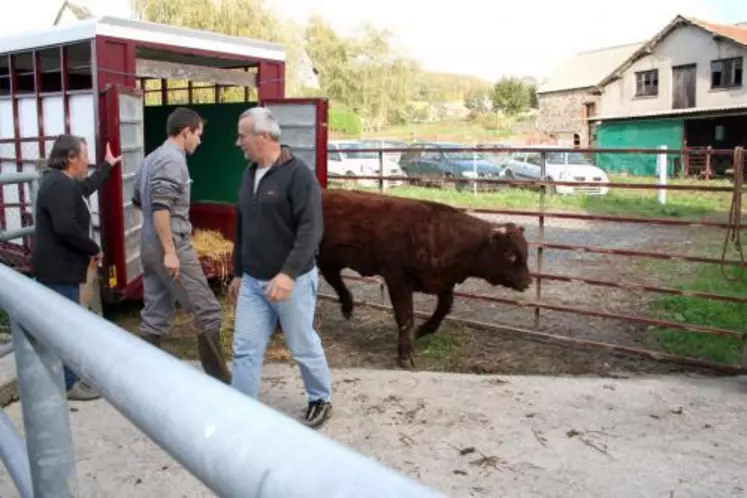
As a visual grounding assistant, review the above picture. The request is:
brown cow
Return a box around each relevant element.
[317,189,531,368]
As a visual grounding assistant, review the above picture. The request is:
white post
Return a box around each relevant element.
[657,145,667,205]
[472,140,478,195]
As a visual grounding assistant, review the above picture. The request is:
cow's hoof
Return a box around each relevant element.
[341,303,353,320]
[397,355,417,370]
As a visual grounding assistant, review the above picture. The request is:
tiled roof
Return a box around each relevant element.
[686,16,747,46]
[537,42,643,94]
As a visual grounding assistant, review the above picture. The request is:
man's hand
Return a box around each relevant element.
[104,142,122,166]
[265,273,294,302]
[164,251,180,280]
[227,277,241,304]
[89,252,103,268]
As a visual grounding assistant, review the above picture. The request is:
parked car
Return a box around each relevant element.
[399,142,505,190]
[357,139,410,164]
[328,140,406,188]
[503,147,610,195]
[475,142,513,168]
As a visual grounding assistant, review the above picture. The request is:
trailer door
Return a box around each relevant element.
[260,98,329,187]
[103,85,145,292]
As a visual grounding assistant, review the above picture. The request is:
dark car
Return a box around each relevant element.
[399,142,505,190]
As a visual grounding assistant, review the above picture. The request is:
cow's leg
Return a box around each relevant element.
[384,278,416,369]
[416,288,454,339]
[318,265,354,319]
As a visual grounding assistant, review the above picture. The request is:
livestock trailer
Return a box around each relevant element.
[0,16,329,308]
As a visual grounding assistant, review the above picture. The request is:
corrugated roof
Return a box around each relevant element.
[537,42,643,94]
[594,103,747,122]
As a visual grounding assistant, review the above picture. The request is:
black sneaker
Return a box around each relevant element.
[303,400,332,428]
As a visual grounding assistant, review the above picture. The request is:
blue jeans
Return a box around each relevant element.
[231,267,332,402]
[40,283,80,391]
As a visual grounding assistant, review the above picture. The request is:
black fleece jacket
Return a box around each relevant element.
[233,157,323,280]
[31,162,113,284]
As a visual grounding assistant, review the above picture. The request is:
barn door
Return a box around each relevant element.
[259,98,329,187]
[672,65,696,109]
[103,85,145,289]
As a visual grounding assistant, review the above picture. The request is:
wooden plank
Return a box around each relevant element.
[135,59,256,87]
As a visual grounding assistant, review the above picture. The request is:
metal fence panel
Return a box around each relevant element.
[0,263,445,498]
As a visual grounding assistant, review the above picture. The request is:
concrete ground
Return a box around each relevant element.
[1,364,746,497]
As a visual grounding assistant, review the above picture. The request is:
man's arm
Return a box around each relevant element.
[232,170,248,278]
[150,158,184,256]
[46,181,101,256]
[79,161,115,198]
[131,164,143,210]
[280,166,323,279]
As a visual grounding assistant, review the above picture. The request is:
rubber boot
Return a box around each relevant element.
[198,331,232,384]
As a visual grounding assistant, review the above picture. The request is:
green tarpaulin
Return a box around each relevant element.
[595,119,684,177]
[144,102,256,204]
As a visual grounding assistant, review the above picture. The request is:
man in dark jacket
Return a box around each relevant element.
[31,134,120,401]
[228,106,332,428]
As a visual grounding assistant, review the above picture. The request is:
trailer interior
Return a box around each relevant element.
[0,17,328,304]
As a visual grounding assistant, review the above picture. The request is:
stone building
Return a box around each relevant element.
[537,42,642,146]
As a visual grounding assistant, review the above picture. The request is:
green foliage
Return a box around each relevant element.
[329,105,362,136]
[491,77,532,115]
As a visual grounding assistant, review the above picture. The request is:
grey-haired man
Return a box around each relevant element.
[228,107,332,428]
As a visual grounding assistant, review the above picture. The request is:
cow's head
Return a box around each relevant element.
[476,223,531,291]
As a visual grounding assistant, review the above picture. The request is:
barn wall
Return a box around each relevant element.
[599,24,747,117]
[595,119,684,176]
[537,88,597,146]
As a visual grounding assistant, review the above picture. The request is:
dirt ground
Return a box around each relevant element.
[111,211,732,377]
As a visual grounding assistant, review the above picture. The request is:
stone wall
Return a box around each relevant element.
[537,89,598,146]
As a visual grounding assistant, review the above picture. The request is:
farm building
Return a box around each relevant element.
[592,16,747,177]
[536,42,642,147]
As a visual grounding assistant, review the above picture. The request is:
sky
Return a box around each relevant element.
[2,0,746,82]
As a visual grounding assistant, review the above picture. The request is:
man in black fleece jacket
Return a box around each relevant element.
[228,106,332,428]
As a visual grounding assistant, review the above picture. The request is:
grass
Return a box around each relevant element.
[335,119,513,142]
[644,237,747,364]
[416,334,461,361]
[338,174,735,220]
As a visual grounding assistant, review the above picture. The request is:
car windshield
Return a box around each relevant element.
[338,143,378,159]
[546,152,594,165]
[439,145,485,161]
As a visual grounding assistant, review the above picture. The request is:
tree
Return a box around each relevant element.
[491,77,531,115]
[464,86,491,113]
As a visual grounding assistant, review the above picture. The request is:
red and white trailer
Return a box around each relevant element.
[0,16,329,307]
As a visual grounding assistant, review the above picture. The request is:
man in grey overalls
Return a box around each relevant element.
[131,107,230,383]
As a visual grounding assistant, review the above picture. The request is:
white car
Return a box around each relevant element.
[503,148,610,195]
[328,140,406,188]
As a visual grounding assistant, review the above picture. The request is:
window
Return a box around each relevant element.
[711,57,743,88]
[635,69,659,96]
[584,102,596,119]
[525,153,542,166]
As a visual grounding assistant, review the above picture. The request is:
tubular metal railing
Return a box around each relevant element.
[0,171,38,244]
[0,263,445,497]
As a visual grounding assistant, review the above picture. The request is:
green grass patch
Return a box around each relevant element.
[341,174,734,219]
[416,333,461,361]
[645,240,747,364]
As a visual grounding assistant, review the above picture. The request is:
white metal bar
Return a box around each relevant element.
[0,263,445,498]
[11,318,78,497]
[0,172,39,185]
[0,227,34,243]
[0,409,33,498]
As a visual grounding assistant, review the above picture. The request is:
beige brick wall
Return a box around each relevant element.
[537,89,598,146]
